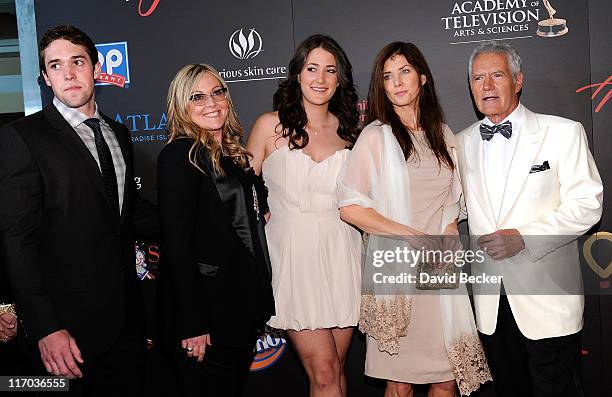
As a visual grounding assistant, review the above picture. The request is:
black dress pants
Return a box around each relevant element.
[169,342,255,397]
[479,294,582,397]
[34,300,146,397]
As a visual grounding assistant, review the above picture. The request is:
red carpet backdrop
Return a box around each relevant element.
[32,1,611,396]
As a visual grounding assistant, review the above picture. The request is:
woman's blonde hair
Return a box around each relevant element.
[166,63,250,174]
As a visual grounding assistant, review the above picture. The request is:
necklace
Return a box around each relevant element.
[305,124,320,136]
[306,112,332,137]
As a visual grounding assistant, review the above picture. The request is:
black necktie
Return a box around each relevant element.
[83,118,120,215]
[480,120,512,141]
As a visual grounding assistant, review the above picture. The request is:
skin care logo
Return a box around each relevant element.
[442,1,540,44]
[250,329,287,372]
[96,42,130,88]
[576,75,612,113]
[220,28,286,83]
[229,28,263,59]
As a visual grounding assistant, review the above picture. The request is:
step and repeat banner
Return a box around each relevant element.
[32,1,610,396]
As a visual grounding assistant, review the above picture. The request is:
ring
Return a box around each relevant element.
[186,347,194,353]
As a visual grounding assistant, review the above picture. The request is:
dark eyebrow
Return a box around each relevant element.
[46,55,87,65]
[382,63,410,74]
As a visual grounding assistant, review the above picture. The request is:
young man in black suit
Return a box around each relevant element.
[0,25,157,396]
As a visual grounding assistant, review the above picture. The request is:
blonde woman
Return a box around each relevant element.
[157,64,274,397]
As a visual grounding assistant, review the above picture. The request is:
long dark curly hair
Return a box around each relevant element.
[273,34,359,149]
[368,42,454,170]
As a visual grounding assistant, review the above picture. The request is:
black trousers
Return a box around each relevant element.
[479,294,582,397]
[166,342,255,397]
[33,302,146,397]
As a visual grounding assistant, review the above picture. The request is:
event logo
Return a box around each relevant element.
[357,100,368,127]
[219,28,287,83]
[576,75,611,113]
[536,0,568,37]
[134,176,142,190]
[96,42,130,88]
[229,28,263,59]
[582,232,612,289]
[115,112,168,143]
[250,328,287,372]
[124,0,160,17]
[441,1,540,44]
[134,241,160,280]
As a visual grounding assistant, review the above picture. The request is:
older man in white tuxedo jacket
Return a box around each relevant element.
[456,42,603,397]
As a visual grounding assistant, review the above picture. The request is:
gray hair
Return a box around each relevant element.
[468,41,523,82]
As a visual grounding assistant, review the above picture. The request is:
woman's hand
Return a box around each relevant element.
[0,312,17,342]
[442,221,459,236]
[264,212,271,222]
[405,226,440,252]
[182,334,212,362]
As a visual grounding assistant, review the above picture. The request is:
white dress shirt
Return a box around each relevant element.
[482,103,525,220]
[53,97,126,213]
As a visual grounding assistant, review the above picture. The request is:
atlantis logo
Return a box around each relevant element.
[229,28,263,59]
[96,42,131,88]
[115,112,167,143]
[250,329,287,372]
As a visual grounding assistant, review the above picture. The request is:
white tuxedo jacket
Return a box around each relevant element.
[456,106,603,340]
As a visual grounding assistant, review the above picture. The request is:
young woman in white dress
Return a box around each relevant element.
[247,35,361,397]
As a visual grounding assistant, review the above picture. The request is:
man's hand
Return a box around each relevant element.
[38,329,84,378]
[0,312,17,342]
[478,229,525,260]
[182,334,212,362]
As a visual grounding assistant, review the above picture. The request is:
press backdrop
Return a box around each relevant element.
[31,1,611,396]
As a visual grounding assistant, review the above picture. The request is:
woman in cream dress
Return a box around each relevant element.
[339,42,491,396]
[247,35,361,397]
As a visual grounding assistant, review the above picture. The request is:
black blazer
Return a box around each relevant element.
[0,105,158,355]
[157,138,274,349]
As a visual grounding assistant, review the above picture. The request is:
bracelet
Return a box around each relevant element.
[0,303,16,317]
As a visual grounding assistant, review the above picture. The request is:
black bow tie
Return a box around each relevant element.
[480,120,512,141]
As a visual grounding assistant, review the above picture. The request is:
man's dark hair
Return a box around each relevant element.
[38,25,98,74]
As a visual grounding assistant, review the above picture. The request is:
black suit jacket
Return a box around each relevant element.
[157,139,274,350]
[0,105,157,355]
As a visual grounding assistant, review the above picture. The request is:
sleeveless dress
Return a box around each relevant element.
[262,145,362,331]
[365,129,457,383]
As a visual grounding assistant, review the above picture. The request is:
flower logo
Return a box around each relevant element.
[229,28,263,59]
